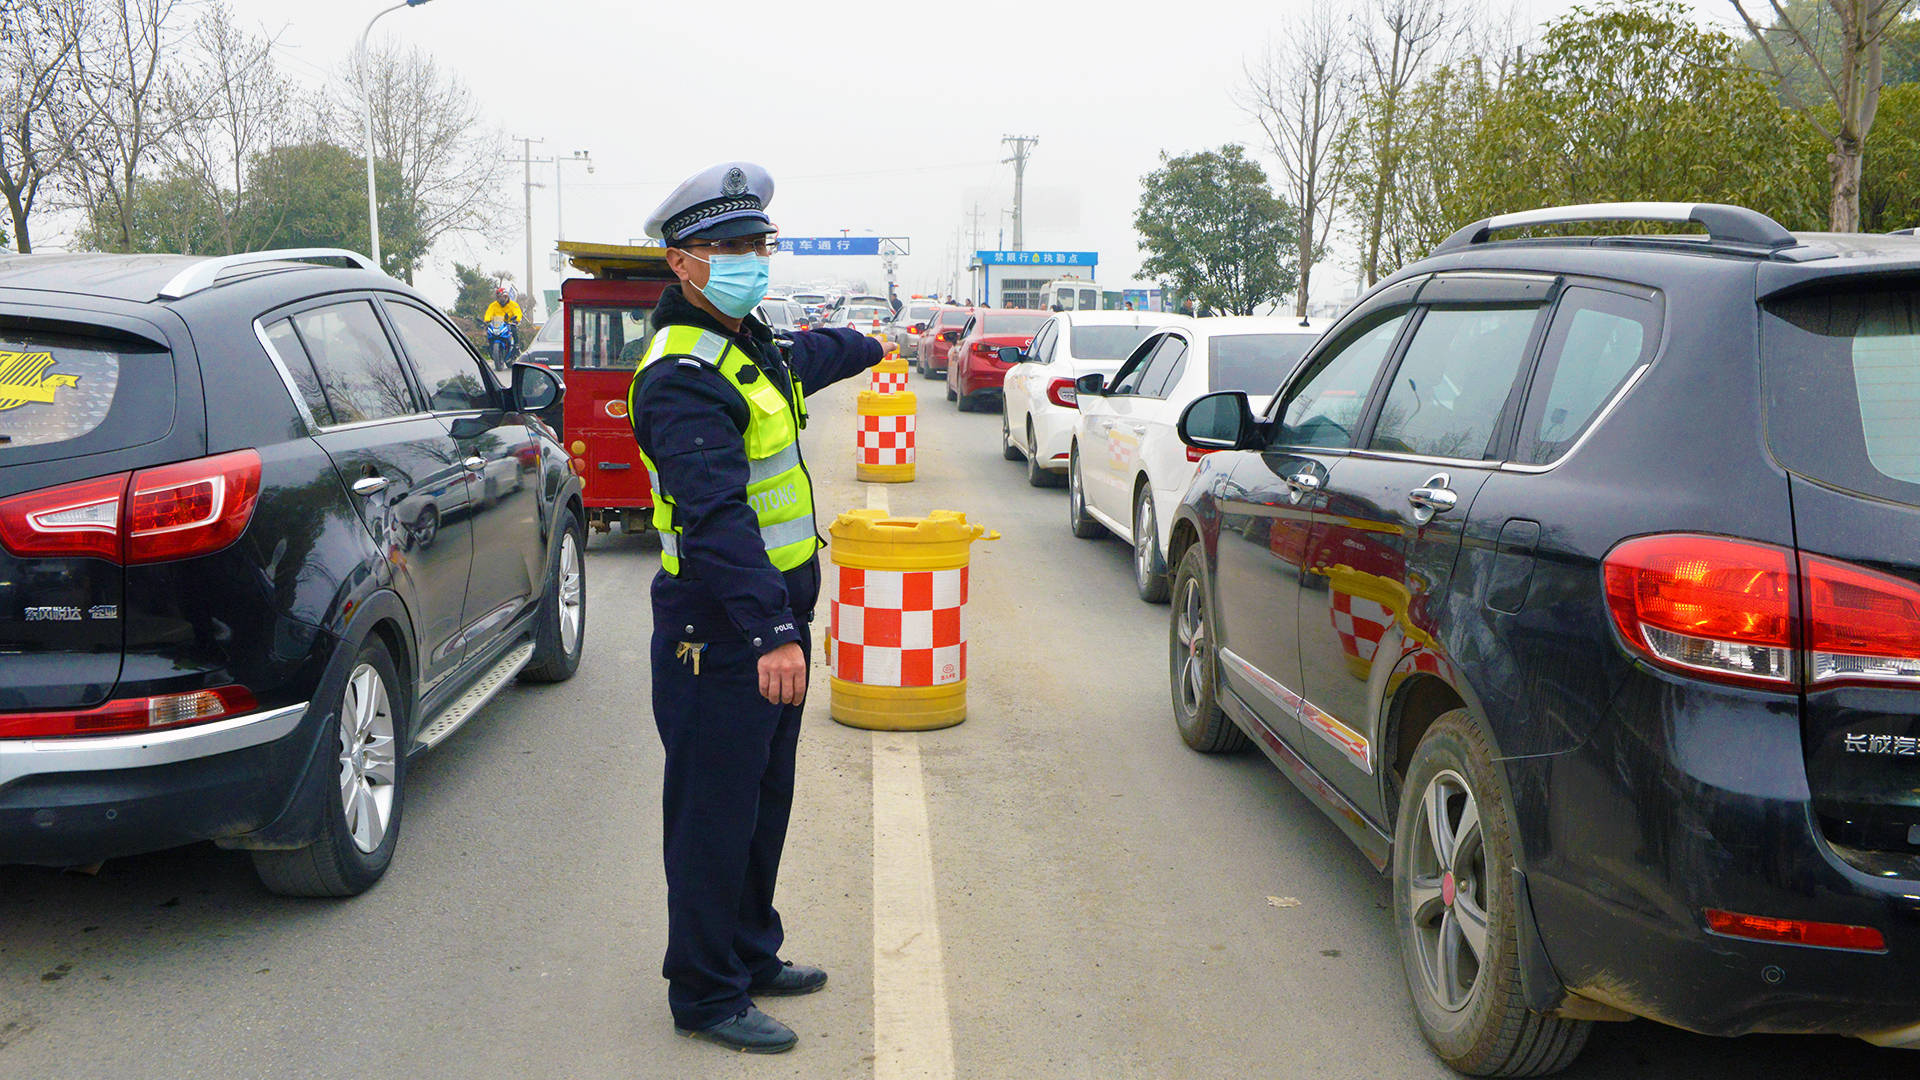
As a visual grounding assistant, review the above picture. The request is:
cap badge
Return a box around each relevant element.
[722,167,748,196]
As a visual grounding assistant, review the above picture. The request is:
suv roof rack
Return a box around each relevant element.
[1434,202,1797,255]
[157,248,382,300]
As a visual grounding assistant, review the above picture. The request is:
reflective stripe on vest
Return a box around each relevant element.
[658,515,815,561]
[631,324,818,576]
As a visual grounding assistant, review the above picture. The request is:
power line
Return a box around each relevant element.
[566,159,1003,190]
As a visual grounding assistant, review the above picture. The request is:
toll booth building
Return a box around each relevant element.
[966,250,1100,311]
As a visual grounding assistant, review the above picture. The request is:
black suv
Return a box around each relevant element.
[1168,205,1920,1074]
[0,249,585,897]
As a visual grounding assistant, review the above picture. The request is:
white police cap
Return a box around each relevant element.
[644,161,777,245]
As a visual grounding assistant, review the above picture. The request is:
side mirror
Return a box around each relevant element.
[1074,372,1106,397]
[1178,391,1261,451]
[997,346,1024,364]
[511,360,565,412]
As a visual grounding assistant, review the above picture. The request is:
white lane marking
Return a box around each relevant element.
[872,732,955,1080]
[866,484,890,511]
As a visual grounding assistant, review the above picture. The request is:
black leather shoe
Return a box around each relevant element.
[750,961,829,997]
[676,1007,797,1054]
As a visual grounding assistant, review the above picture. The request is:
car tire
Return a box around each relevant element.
[1067,446,1103,539]
[1133,487,1170,603]
[947,385,958,403]
[1168,544,1246,753]
[522,507,586,683]
[251,638,408,897]
[1002,413,1023,461]
[1394,710,1592,1077]
[1026,423,1062,488]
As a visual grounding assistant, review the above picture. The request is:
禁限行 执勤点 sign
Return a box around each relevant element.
[974,250,1099,268]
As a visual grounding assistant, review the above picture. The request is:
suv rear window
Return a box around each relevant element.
[0,329,171,457]
[1764,286,1920,505]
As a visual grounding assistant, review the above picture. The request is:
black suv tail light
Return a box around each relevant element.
[0,449,262,565]
[1603,534,1920,689]
[0,685,259,738]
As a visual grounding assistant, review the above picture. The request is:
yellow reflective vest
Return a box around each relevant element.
[629,325,818,575]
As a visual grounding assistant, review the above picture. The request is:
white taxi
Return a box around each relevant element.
[1001,310,1188,487]
[1068,316,1327,601]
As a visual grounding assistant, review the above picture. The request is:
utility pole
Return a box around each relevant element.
[1000,134,1039,252]
[506,136,548,313]
[965,202,984,255]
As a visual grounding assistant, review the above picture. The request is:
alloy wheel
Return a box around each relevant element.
[1404,768,1490,1014]
[558,531,584,656]
[1135,494,1157,586]
[337,662,398,854]
[1174,575,1208,717]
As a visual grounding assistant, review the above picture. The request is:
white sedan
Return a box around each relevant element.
[1000,310,1188,487]
[1068,316,1328,602]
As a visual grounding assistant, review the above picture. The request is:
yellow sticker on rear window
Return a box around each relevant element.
[0,352,80,411]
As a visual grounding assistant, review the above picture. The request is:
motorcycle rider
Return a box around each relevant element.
[483,286,525,367]
[485,286,524,333]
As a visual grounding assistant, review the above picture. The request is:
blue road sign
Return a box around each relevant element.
[975,250,1098,268]
[779,237,881,255]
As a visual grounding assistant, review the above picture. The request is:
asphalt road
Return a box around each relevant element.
[1,369,1913,1079]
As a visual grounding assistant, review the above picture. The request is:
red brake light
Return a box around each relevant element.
[1046,377,1078,409]
[1704,908,1886,952]
[0,451,262,565]
[912,323,924,334]
[0,685,259,739]
[971,342,996,358]
[1802,553,1920,686]
[1602,534,1794,687]
[126,449,262,564]
[0,473,129,560]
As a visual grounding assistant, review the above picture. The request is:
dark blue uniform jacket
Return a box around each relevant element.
[631,284,881,654]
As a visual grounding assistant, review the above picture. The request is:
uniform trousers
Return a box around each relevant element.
[651,622,810,1030]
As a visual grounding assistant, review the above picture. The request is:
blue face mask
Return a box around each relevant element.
[688,252,771,319]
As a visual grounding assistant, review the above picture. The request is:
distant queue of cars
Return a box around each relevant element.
[968,307,1328,607]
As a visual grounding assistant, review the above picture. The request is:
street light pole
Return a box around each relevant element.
[357,0,433,271]
[554,150,592,244]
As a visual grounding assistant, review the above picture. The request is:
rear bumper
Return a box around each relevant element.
[958,367,1007,396]
[1030,405,1077,470]
[0,702,311,865]
[1520,674,1920,1042]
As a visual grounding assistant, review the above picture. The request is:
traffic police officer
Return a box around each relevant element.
[629,161,886,1053]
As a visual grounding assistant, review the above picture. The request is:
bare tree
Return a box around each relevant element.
[1241,1,1355,318]
[64,0,190,252]
[1350,0,1462,285]
[337,41,508,279]
[1733,0,1919,231]
[163,1,299,253]
[0,0,88,252]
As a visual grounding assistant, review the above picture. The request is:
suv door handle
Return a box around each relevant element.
[1409,473,1458,521]
[1284,471,1320,505]
[350,475,389,496]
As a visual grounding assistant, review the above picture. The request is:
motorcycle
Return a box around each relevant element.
[485,318,519,369]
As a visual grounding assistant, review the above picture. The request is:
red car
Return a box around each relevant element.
[914,305,972,378]
[946,309,1049,412]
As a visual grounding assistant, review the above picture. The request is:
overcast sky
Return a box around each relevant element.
[229,0,1604,314]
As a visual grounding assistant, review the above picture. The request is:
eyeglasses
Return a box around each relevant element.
[683,235,779,257]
